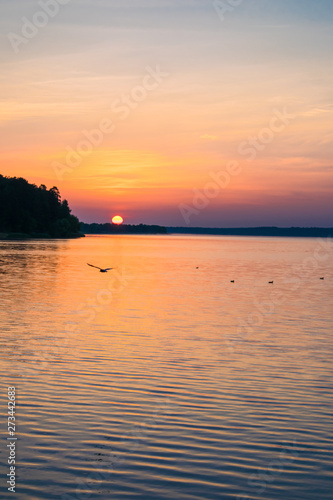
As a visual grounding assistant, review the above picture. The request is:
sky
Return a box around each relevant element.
[0,0,332,227]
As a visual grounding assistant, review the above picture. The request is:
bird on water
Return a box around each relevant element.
[87,263,116,273]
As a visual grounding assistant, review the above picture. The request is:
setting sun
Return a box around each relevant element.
[112,215,124,225]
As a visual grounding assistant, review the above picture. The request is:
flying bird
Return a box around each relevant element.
[87,263,116,273]
[268,281,274,284]
[230,280,235,283]
[320,277,324,280]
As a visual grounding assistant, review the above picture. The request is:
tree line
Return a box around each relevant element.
[0,174,81,238]
[81,222,167,235]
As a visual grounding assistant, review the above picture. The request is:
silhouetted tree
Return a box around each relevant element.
[0,174,81,238]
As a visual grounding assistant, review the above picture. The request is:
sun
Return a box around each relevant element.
[112,215,124,225]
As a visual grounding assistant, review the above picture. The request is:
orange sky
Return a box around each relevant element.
[1,1,332,226]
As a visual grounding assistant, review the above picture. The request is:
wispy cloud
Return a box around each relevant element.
[200,134,219,141]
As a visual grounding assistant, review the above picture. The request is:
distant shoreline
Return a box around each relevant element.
[2,227,332,240]
[81,224,332,238]
[166,227,333,238]
[81,223,167,235]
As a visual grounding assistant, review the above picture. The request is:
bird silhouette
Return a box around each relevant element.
[268,281,274,284]
[320,277,324,280]
[87,263,116,273]
[230,280,235,283]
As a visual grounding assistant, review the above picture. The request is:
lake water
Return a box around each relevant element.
[0,235,332,500]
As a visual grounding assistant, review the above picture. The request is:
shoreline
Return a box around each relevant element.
[0,232,85,241]
[166,227,333,238]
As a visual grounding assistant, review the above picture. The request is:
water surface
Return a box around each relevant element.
[0,235,332,499]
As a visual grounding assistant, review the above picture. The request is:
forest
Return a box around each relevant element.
[81,222,167,235]
[0,175,82,238]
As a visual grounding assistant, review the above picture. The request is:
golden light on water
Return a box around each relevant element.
[112,215,124,225]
